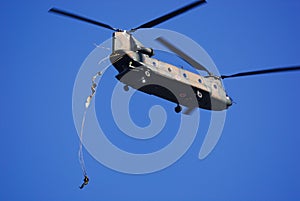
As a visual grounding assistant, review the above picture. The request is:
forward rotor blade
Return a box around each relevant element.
[131,0,206,31]
[221,66,300,79]
[48,8,119,31]
[156,37,211,74]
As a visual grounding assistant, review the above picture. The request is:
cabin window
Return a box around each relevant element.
[198,79,202,83]
[213,84,217,89]
[183,73,187,78]
[168,67,172,72]
[152,62,156,66]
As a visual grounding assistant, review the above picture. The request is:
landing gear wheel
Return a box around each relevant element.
[197,90,202,98]
[175,105,182,113]
[123,85,129,91]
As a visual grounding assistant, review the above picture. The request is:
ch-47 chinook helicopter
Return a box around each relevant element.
[49,0,300,114]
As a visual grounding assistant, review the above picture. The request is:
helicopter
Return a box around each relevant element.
[49,0,300,114]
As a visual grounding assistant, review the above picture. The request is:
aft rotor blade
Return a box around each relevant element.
[131,0,206,30]
[156,37,211,74]
[221,66,300,79]
[48,8,119,31]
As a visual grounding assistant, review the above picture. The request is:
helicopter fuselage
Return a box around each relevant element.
[109,32,232,112]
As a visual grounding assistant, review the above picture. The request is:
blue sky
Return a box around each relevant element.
[1,0,300,200]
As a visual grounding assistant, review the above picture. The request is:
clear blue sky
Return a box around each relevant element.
[1,0,300,200]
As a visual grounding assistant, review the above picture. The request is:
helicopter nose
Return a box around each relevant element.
[226,95,233,107]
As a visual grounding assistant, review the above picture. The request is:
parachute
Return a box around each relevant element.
[78,71,102,189]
